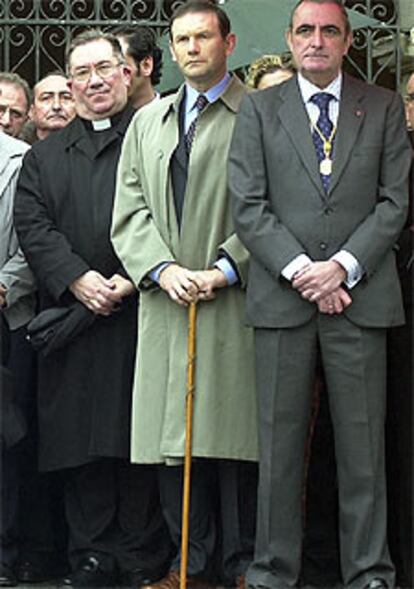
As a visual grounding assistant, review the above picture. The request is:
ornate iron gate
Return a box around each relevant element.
[0,0,182,86]
[0,0,403,90]
[346,0,402,89]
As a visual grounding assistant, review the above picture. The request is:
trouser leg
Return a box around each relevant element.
[19,423,68,567]
[218,460,258,585]
[386,315,412,587]
[0,441,19,568]
[113,462,172,574]
[319,315,394,588]
[247,324,318,589]
[302,371,340,587]
[0,318,18,568]
[65,458,170,576]
[64,460,118,572]
[158,462,216,578]
[1,323,33,569]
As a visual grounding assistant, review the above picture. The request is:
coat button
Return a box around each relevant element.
[324,207,332,215]
[320,242,327,251]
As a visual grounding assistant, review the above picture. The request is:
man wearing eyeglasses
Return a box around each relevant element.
[14,30,171,588]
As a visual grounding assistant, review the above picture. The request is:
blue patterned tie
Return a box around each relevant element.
[310,92,335,192]
[185,94,209,153]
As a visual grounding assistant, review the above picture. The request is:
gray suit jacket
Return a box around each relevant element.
[0,133,35,330]
[229,73,411,329]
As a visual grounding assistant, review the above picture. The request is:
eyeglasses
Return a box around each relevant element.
[71,61,123,83]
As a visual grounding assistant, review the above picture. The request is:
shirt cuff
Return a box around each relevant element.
[331,250,363,289]
[281,254,313,281]
[149,262,173,284]
[214,257,238,286]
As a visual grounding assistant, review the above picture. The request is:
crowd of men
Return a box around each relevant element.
[0,1,412,589]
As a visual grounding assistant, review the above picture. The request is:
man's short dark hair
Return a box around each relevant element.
[115,26,163,86]
[289,0,351,36]
[169,0,231,40]
[66,29,124,71]
[0,72,32,111]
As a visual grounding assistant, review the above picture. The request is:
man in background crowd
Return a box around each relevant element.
[385,71,413,588]
[21,72,75,144]
[115,26,162,109]
[245,53,295,90]
[0,73,31,138]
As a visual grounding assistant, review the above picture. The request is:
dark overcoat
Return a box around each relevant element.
[14,107,137,472]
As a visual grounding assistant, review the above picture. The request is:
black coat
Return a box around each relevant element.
[14,106,138,471]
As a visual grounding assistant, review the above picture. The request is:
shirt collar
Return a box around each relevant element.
[185,72,231,116]
[297,72,342,105]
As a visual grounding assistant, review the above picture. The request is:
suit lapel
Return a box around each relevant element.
[278,78,326,199]
[329,74,365,195]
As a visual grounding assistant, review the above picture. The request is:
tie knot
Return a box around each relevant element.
[310,92,335,110]
[195,94,209,113]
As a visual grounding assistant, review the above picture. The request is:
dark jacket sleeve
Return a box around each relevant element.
[14,147,89,302]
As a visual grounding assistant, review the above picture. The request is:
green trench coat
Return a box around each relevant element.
[112,76,258,464]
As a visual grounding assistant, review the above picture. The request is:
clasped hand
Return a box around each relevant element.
[292,261,352,314]
[69,270,135,316]
[159,264,228,306]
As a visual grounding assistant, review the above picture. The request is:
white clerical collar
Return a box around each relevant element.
[92,118,111,131]
[297,72,342,105]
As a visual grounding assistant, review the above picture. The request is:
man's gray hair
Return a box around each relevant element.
[0,72,32,111]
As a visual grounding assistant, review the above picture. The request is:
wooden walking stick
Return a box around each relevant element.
[180,301,197,589]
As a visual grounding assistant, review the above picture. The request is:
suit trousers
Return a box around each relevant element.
[158,459,257,583]
[248,314,394,589]
[386,253,413,587]
[0,323,36,568]
[64,459,172,574]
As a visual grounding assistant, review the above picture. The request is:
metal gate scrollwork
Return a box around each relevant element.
[345,0,402,88]
[0,0,185,86]
[0,0,404,90]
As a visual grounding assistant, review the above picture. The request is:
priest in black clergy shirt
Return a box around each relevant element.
[14,29,171,589]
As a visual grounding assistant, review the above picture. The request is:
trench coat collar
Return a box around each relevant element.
[62,103,135,159]
[278,72,365,200]
[161,73,246,124]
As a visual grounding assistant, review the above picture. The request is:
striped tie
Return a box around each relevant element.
[185,94,209,153]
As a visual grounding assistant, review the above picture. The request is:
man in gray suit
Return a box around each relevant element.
[229,1,411,588]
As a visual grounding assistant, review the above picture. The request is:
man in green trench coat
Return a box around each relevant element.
[112,2,258,587]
